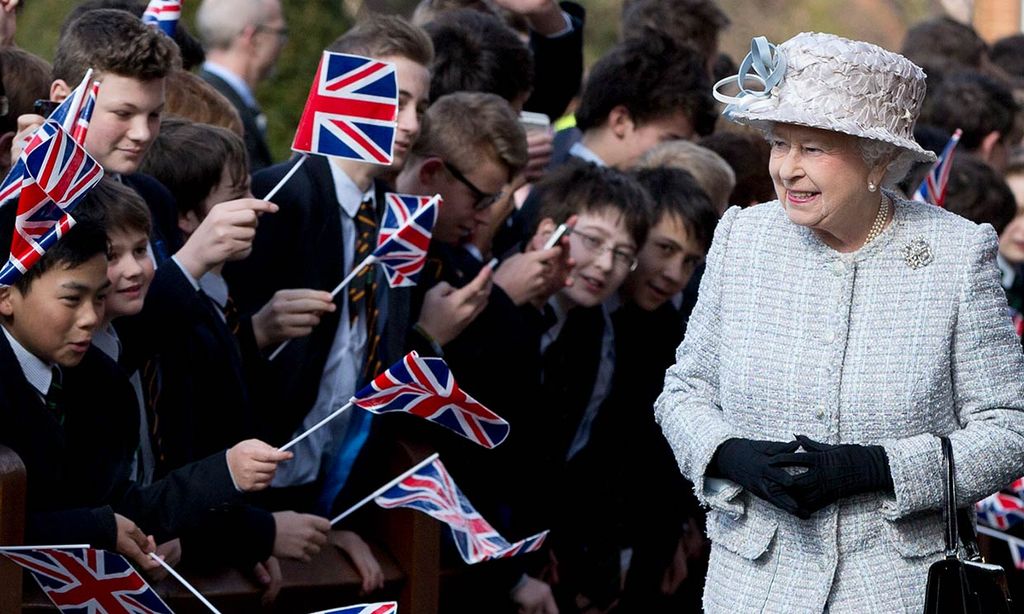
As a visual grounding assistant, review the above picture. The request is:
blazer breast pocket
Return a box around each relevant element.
[883,510,945,559]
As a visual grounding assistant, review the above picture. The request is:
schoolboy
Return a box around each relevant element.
[225,15,433,513]
[0,209,288,572]
[582,166,718,611]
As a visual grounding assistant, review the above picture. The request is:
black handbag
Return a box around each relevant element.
[923,436,1013,614]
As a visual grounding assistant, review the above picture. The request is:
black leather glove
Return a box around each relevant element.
[708,438,805,516]
[771,434,894,518]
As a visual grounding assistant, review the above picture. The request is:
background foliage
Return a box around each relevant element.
[18,0,940,159]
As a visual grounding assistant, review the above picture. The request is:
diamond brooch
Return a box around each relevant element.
[901,237,933,269]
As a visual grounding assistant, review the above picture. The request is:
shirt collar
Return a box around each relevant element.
[91,324,121,362]
[569,141,606,166]
[202,61,258,109]
[199,272,230,308]
[327,162,373,218]
[2,325,53,396]
[998,253,1016,289]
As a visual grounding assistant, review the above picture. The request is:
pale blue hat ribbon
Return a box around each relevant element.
[713,36,787,115]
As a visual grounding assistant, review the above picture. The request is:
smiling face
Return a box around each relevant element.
[768,123,882,245]
[623,212,704,311]
[81,73,165,175]
[0,255,109,367]
[560,208,637,308]
[104,227,155,321]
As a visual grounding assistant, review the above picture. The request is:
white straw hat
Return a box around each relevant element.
[714,32,936,164]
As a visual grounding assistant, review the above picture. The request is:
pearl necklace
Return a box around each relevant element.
[863,194,890,247]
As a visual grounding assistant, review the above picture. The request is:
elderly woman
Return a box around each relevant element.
[655,32,1024,612]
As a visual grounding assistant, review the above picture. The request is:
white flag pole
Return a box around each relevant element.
[266,253,377,361]
[0,544,89,551]
[330,452,440,526]
[149,553,222,614]
[261,154,308,203]
[279,401,354,452]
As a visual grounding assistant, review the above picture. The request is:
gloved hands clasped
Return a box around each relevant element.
[709,434,894,519]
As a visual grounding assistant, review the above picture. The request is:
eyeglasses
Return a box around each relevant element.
[571,229,638,271]
[443,161,501,211]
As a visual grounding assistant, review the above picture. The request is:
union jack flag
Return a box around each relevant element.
[1011,538,1024,570]
[142,0,182,36]
[352,351,509,448]
[292,52,398,165]
[0,120,104,286]
[375,457,548,564]
[374,193,439,287]
[310,603,398,614]
[976,492,1024,530]
[0,71,97,207]
[0,547,173,613]
[913,128,962,208]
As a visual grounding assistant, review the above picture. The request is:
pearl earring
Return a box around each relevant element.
[868,181,877,193]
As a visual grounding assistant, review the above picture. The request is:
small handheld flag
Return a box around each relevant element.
[352,351,509,448]
[0,546,173,613]
[292,51,399,165]
[374,193,439,287]
[374,457,548,564]
[142,0,182,36]
[0,70,98,207]
[0,120,104,286]
[913,128,962,208]
[309,602,398,614]
[976,492,1024,531]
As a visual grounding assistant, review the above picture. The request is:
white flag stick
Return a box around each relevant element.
[0,544,89,551]
[977,524,1024,546]
[261,154,308,203]
[149,553,222,614]
[331,452,440,526]
[266,253,377,361]
[279,401,354,452]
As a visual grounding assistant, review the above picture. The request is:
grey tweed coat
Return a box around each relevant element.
[655,196,1024,613]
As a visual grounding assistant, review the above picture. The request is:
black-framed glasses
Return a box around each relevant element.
[443,161,501,211]
[571,228,638,271]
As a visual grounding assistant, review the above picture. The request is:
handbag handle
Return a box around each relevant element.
[940,436,986,561]
[940,436,959,558]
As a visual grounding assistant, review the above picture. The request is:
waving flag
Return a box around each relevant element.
[0,120,104,286]
[0,71,97,208]
[292,51,398,165]
[352,351,509,448]
[311,603,398,614]
[977,492,1024,530]
[142,0,182,36]
[375,457,548,564]
[913,128,962,208]
[374,194,438,287]
[0,547,173,613]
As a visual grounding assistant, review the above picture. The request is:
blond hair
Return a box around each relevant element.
[637,140,736,212]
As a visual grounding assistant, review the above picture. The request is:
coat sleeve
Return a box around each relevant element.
[882,223,1024,519]
[655,206,744,515]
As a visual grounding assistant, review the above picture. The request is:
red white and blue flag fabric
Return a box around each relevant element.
[374,457,548,564]
[374,193,438,287]
[351,351,509,448]
[309,603,398,614]
[977,492,1024,530]
[0,120,104,286]
[0,547,173,613]
[0,71,97,207]
[142,0,182,36]
[292,51,398,165]
[913,128,962,208]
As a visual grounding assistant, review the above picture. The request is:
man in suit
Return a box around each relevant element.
[195,0,287,171]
